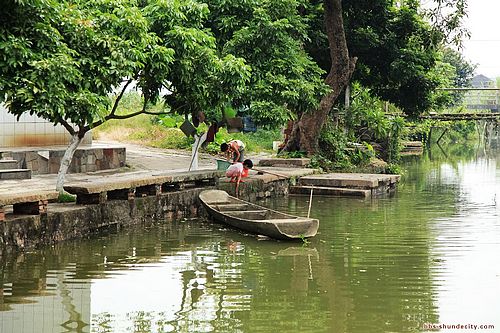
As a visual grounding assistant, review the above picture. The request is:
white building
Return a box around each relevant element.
[0,105,91,148]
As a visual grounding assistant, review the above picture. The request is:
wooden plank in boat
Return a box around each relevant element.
[216,203,250,211]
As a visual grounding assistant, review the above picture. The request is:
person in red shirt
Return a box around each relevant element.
[225,159,253,197]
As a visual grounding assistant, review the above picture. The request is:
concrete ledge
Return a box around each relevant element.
[299,173,400,189]
[0,189,58,222]
[0,189,59,206]
[258,158,310,167]
[0,169,32,180]
[290,185,371,198]
[64,169,224,204]
[0,160,19,170]
[64,170,224,194]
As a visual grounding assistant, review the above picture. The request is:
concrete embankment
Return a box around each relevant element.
[0,143,400,254]
[0,169,309,254]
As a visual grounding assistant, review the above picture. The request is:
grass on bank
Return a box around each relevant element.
[93,92,281,153]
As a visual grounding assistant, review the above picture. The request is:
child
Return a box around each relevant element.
[225,159,253,197]
[220,139,245,163]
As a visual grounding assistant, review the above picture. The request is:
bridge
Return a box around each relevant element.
[419,112,500,121]
[418,88,500,121]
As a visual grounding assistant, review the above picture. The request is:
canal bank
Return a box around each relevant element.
[0,166,314,253]
[1,146,498,333]
[0,142,399,253]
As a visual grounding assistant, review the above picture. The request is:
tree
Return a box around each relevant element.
[283,0,470,153]
[441,47,476,88]
[283,0,356,153]
[139,0,250,122]
[0,0,249,193]
[204,0,329,127]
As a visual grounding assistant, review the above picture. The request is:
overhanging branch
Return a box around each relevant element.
[110,78,134,117]
[58,118,76,135]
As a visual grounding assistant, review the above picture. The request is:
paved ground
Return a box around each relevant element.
[96,140,273,171]
[0,141,282,195]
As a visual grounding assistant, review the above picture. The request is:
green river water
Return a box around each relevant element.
[1,148,499,333]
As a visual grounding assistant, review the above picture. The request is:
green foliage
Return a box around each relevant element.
[203,127,281,154]
[0,0,251,133]
[385,163,405,175]
[155,114,185,128]
[152,128,194,149]
[441,47,476,88]
[206,0,329,126]
[299,0,470,117]
[345,83,406,162]
[141,0,251,122]
[58,192,76,203]
[1,0,153,128]
[312,123,374,171]
[280,151,307,159]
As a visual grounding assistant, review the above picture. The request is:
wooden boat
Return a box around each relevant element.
[199,190,319,240]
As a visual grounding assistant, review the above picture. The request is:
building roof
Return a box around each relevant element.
[471,74,495,88]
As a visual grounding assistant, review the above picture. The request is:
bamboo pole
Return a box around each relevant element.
[252,167,288,179]
[307,187,314,218]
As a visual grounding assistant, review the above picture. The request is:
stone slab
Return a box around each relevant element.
[290,185,371,198]
[0,169,32,180]
[0,189,59,206]
[258,158,310,167]
[64,169,225,195]
[0,160,19,170]
[402,141,423,148]
[250,167,316,183]
[299,173,400,189]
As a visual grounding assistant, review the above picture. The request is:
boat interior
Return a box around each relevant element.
[214,202,292,220]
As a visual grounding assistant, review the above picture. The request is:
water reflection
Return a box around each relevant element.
[1,148,499,333]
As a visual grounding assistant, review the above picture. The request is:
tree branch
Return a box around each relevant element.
[109,77,134,118]
[58,117,76,135]
[108,110,169,120]
[86,109,171,131]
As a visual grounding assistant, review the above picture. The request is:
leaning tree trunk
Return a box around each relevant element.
[55,132,84,194]
[283,0,357,155]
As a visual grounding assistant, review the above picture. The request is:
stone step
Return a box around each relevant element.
[298,173,400,189]
[0,160,19,170]
[290,185,371,198]
[0,169,32,180]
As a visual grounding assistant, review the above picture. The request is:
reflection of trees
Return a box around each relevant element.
[3,162,483,333]
[57,271,88,332]
[0,221,213,332]
[263,188,447,333]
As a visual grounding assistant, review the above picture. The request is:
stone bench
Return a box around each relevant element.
[0,169,32,180]
[0,190,59,221]
[64,169,225,204]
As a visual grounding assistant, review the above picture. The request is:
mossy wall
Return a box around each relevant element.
[0,178,291,254]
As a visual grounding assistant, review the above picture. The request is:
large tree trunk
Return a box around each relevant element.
[284,0,357,154]
[55,133,84,194]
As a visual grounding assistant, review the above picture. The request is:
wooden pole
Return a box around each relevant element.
[252,167,288,179]
[307,187,314,218]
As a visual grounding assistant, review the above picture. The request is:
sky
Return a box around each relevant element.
[461,0,500,79]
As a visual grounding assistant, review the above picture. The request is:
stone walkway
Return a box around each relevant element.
[0,141,284,195]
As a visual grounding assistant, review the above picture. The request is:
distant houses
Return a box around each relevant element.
[466,74,498,112]
[471,74,497,88]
